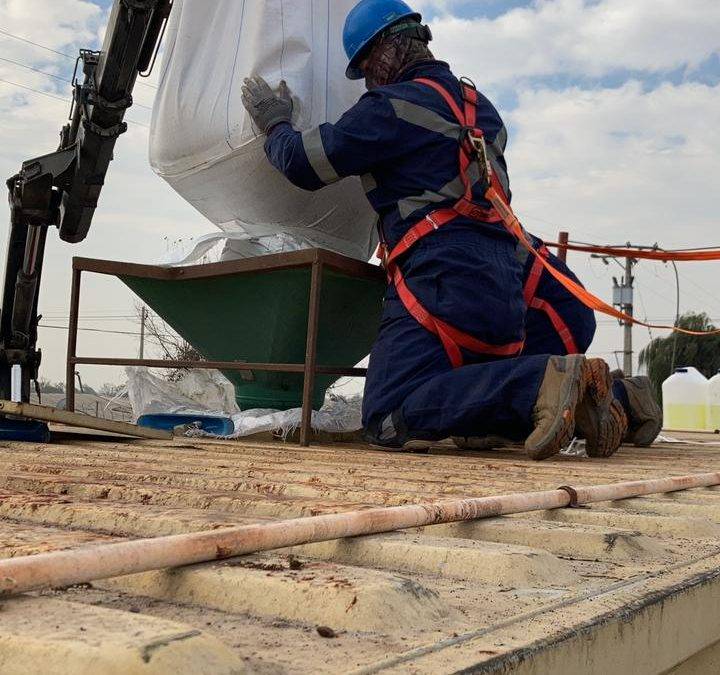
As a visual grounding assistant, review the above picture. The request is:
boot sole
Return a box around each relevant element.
[622,378,663,446]
[452,436,513,451]
[369,440,432,453]
[576,359,628,458]
[629,418,663,447]
[525,355,587,461]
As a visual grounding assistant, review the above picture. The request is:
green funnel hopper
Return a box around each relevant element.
[114,250,385,411]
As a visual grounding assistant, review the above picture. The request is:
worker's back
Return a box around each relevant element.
[342,59,525,348]
[357,60,513,250]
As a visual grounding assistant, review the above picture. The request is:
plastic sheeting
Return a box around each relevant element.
[126,367,240,417]
[150,0,378,262]
[126,367,363,438]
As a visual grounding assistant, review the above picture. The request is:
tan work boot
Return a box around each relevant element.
[525,355,587,461]
[610,371,663,446]
[575,359,628,457]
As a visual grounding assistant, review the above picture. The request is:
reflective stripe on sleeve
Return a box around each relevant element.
[301,127,341,185]
[389,98,461,139]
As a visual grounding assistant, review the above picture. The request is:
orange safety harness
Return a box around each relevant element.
[378,76,720,368]
[378,77,578,368]
[522,244,579,355]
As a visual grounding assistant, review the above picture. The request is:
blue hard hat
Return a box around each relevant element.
[343,0,422,80]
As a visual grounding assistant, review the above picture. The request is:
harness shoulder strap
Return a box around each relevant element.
[413,77,511,212]
[413,77,465,122]
[377,77,527,368]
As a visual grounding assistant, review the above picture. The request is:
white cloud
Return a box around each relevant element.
[507,80,720,242]
[428,0,720,85]
[0,0,101,50]
[504,79,720,365]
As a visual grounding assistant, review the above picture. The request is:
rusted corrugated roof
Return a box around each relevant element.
[2,431,720,673]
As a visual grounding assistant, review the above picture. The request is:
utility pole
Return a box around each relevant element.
[139,306,147,359]
[593,243,637,376]
[617,255,635,375]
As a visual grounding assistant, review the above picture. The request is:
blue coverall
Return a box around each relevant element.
[265,60,597,444]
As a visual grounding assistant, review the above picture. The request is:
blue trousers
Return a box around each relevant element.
[362,229,597,443]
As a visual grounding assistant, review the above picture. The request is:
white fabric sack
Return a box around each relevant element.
[150,0,378,262]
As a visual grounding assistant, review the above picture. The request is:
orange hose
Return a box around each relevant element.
[547,241,720,262]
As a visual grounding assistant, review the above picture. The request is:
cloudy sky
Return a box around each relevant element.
[1,0,719,390]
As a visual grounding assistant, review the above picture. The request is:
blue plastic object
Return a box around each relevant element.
[0,418,51,443]
[343,0,421,79]
[137,414,235,437]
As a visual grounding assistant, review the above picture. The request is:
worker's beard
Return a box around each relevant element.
[363,35,433,90]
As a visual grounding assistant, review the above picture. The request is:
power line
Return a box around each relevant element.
[651,244,720,252]
[0,55,69,83]
[39,323,177,339]
[635,282,654,342]
[39,324,144,337]
[0,56,153,110]
[513,209,602,243]
[40,312,159,320]
[42,317,138,322]
[41,307,142,314]
[0,76,67,102]
[676,269,720,315]
[0,28,74,59]
[0,28,158,90]
[595,318,720,325]
[570,239,720,254]
[0,77,150,128]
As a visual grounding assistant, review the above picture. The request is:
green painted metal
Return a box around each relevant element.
[119,266,385,410]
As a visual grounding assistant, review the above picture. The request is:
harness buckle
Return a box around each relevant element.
[461,126,492,188]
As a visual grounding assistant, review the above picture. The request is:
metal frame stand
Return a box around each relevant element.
[66,249,384,446]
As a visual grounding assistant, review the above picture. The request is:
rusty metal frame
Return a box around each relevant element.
[66,249,385,446]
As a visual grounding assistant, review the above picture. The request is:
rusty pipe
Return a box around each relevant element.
[1,472,718,597]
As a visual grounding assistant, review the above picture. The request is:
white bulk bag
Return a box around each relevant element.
[149,0,378,261]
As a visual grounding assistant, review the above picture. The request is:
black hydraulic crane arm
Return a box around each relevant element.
[0,0,172,403]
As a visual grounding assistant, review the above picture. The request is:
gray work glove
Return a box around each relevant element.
[241,76,293,134]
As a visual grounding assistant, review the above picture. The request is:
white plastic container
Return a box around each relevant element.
[708,371,720,432]
[662,367,709,431]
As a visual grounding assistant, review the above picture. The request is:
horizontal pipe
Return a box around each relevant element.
[1,472,718,597]
[70,357,367,377]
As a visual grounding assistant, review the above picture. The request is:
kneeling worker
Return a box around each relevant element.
[242,0,661,458]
